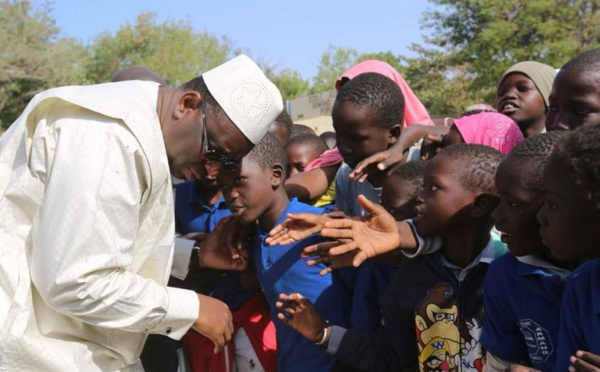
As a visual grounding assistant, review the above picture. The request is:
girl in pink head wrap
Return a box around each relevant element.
[453,111,524,155]
[336,60,434,128]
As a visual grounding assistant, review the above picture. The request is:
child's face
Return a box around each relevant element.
[537,155,600,261]
[412,154,479,236]
[218,157,279,224]
[497,73,546,127]
[286,143,320,177]
[492,158,545,257]
[545,69,600,131]
[332,101,399,169]
[381,176,419,221]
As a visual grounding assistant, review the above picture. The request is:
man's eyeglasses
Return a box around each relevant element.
[200,102,240,171]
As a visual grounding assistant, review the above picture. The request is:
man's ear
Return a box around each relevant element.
[471,194,499,217]
[271,163,285,188]
[174,91,202,119]
[387,124,402,145]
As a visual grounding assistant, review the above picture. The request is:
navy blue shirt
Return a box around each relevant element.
[255,198,351,372]
[481,253,567,371]
[175,181,255,310]
[556,259,600,371]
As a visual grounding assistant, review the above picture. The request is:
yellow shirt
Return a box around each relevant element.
[312,180,336,208]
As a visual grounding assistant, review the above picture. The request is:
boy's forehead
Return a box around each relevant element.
[556,69,600,93]
[332,101,378,131]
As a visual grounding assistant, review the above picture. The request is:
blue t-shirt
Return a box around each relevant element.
[556,259,600,371]
[335,163,395,332]
[175,181,232,234]
[481,253,567,371]
[255,198,351,372]
[175,181,255,310]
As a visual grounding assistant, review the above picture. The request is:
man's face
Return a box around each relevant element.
[166,98,253,182]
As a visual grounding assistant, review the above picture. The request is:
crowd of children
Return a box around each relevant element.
[161,46,600,371]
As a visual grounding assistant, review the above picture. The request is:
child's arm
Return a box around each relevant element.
[284,164,339,202]
[276,290,418,371]
[349,124,448,182]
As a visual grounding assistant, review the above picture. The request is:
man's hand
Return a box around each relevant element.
[219,216,255,259]
[276,293,330,344]
[304,195,402,268]
[266,213,333,246]
[192,294,234,353]
[199,218,248,271]
[570,351,600,371]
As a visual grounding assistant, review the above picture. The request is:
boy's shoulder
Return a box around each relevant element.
[285,198,327,217]
[568,259,600,289]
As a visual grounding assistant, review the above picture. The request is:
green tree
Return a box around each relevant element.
[0,0,89,129]
[310,46,358,93]
[265,67,309,101]
[422,0,600,96]
[85,12,239,86]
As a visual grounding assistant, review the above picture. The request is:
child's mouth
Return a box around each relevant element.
[501,103,519,114]
[500,232,514,244]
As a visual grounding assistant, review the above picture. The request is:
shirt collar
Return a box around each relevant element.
[441,238,504,281]
[516,254,571,280]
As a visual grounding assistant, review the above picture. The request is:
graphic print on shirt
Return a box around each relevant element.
[518,319,554,364]
[415,284,484,372]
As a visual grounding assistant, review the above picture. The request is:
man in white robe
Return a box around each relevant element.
[0,55,282,371]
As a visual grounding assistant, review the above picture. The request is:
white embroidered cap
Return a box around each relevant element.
[203,55,283,144]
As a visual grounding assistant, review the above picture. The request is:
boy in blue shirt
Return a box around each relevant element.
[200,133,350,372]
[536,125,600,371]
[481,132,578,371]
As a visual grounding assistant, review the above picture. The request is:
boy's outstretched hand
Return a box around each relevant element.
[302,195,402,268]
[276,293,330,344]
[266,213,332,246]
[569,351,600,371]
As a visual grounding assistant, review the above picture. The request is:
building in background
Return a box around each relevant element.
[287,89,336,134]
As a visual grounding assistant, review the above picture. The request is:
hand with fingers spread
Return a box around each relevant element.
[199,218,249,271]
[218,216,255,259]
[302,195,403,268]
[569,351,600,372]
[266,213,333,246]
[192,294,234,353]
[276,293,331,344]
[302,241,359,275]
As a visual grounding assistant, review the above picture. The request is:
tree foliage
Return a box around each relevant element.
[85,12,240,86]
[0,0,89,129]
[412,0,600,114]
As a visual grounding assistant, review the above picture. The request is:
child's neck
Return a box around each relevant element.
[441,221,492,268]
[521,117,546,138]
[258,189,291,233]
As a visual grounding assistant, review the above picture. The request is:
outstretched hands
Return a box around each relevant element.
[303,195,402,270]
[276,293,330,344]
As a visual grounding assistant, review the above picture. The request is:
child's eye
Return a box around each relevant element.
[234,176,244,184]
[431,185,440,192]
[219,184,229,191]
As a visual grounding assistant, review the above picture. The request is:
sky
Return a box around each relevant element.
[47,0,437,81]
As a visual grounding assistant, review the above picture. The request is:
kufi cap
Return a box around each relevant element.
[203,55,283,144]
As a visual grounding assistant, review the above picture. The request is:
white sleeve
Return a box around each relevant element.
[401,219,443,258]
[171,238,196,281]
[30,119,198,339]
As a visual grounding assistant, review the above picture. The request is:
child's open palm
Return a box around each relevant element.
[276,293,329,343]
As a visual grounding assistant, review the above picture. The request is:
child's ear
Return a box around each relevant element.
[387,124,402,145]
[271,163,285,188]
[471,194,499,217]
